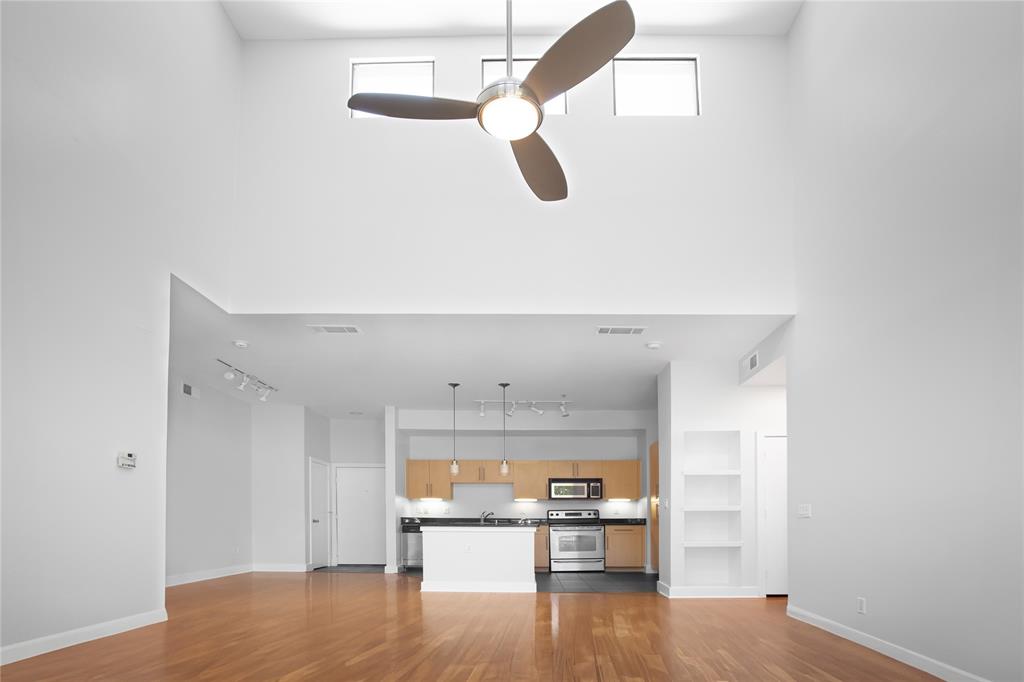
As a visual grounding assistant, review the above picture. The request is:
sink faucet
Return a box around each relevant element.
[480,511,495,524]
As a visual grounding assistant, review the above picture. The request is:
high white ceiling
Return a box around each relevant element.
[171,280,789,417]
[221,1,804,40]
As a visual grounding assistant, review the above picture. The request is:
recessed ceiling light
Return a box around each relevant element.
[646,342,662,350]
[223,370,236,381]
[233,339,249,349]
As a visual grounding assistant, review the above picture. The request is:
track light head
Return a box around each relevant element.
[506,401,516,417]
[560,401,569,418]
[259,388,271,402]
[238,375,251,391]
[530,402,544,415]
[479,402,486,417]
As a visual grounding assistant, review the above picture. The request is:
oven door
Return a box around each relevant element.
[549,526,605,560]
[549,480,589,499]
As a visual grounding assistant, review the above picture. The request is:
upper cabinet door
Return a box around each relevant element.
[406,460,431,499]
[575,461,603,479]
[512,460,548,499]
[481,460,509,482]
[548,461,574,479]
[450,459,486,483]
[603,460,641,499]
[427,460,453,499]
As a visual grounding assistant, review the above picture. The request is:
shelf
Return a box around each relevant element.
[683,541,743,548]
[683,470,741,477]
[682,506,740,512]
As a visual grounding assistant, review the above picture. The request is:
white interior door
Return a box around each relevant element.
[760,435,788,595]
[335,466,386,564]
[309,459,330,569]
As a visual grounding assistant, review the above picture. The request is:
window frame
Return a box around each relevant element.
[611,55,702,117]
[349,57,436,119]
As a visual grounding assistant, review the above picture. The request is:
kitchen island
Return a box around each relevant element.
[421,524,537,593]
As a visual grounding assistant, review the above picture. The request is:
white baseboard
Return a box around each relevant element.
[786,605,988,682]
[251,563,309,572]
[0,608,167,665]
[420,580,536,593]
[166,564,252,587]
[384,563,399,574]
[657,583,761,598]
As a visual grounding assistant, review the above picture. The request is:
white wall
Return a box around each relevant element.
[787,3,1023,680]
[251,404,307,569]
[657,360,786,593]
[331,418,384,464]
[1,0,241,659]
[166,376,253,584]
[232,34,794,314]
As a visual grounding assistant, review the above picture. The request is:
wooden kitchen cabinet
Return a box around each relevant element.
[603,460,642,500]
[547,461,574,478]
[605,525,645,568]
[405,460,452,499]
[512,461,548,500]
[449,460,486,483]
[481,459,505,482]
[548,461,602,479]
[534,525,549,569]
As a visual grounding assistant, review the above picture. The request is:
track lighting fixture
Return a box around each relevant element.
[448,382,461,476]
[217,359,278,402]
[479,402,486,418]
[475,396,573,416]
[506,400,516,417]
[560,401,569,418]
[530,402,544,415]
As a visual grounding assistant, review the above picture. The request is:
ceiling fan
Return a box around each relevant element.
[347,1,636,202]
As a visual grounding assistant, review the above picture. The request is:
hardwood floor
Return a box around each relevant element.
[2,572,935,681]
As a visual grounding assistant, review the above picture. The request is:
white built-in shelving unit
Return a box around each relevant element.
[679,430,757,595]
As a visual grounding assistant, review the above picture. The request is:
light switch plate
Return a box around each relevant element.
[797,503,812,518]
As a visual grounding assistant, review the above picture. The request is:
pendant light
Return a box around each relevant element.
[448,382,461,476]
[499,382,511,476]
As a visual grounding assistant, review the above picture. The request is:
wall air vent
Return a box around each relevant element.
[306,324,362,334]
[182,383,199,399]
[748,352,759,371]
[596,326,647,336]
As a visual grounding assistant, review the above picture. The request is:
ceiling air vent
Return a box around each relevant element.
[596,326,647,336]
[307,324,362,334]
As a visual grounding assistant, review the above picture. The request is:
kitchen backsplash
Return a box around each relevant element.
[403,483,644,519]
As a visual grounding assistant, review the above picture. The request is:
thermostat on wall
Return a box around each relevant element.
[117,452,137,470]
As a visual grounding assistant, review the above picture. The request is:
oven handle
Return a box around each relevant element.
[550,526,604,532]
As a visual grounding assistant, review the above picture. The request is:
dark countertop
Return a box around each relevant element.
[400,517,646,531]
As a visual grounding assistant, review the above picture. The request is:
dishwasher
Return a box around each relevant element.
[400,518,423,567]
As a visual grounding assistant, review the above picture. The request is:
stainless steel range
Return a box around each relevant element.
[547,509,604,572]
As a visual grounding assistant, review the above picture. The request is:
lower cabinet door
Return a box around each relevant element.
[534,526,549,569]
[605,526,645,568]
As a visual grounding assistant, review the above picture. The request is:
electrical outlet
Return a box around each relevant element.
[857,597,867,614]
[797,504,812,518]
[443,505,450,515]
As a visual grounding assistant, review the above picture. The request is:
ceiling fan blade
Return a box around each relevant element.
[511,133,567,202]
[523,1,635,105]
[347,93,479,120]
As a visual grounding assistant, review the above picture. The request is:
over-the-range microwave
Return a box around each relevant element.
[549,479,603,499]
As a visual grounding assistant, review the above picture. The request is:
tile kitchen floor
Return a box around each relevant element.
[536,571,658,593]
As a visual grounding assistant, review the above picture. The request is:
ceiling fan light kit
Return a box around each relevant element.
[347,0,635,201]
